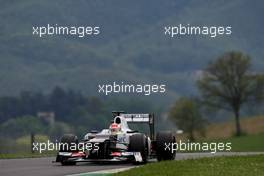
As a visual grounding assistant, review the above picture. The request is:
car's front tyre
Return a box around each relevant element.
[57,134,78,166]
[129,134,148,164]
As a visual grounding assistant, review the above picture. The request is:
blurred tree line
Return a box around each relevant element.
[0,86,103,124]
[0,86,159,138]
[0,86,105,138]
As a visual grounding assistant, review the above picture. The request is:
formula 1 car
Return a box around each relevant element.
[56,111,176,165]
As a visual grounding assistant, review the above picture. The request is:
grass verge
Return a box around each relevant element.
[205,133,264,152]
[114,155,264,176]
[221,133,264,152]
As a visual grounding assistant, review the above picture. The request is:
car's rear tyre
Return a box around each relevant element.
[129,134,148,164]
[156,131,176,161]
[58,134,78,165]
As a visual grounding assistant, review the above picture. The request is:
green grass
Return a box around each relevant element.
[115,155,264,176]
[205,133,264,152]
[175,133,264,153]
[226,134,264,152]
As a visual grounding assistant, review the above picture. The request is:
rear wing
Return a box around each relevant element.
[112,111,155,140]
[120,113,153,124]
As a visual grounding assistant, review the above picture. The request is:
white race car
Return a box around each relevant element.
[56,111,176,165]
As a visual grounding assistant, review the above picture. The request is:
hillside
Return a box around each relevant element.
[206,116,264,139]
[0,0,263,107]
[177,115,264,140]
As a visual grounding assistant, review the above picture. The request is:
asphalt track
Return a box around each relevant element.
[0,152,263,176]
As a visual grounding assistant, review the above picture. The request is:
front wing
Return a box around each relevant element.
[56,151,143,163]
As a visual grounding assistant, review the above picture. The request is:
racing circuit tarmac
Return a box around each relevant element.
[1,152,264,176]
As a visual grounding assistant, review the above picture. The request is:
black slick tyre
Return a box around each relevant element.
[129,134,148,164]
[58,134,78,165]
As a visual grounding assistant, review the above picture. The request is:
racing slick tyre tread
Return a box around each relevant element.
[129,134,148,164]
[58,134,78,166]
[156,131,176,161]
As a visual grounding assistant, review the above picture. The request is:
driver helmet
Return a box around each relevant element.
[110,123,121,134]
